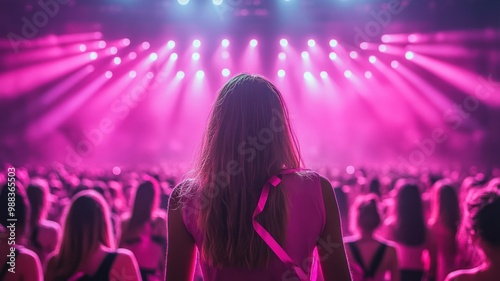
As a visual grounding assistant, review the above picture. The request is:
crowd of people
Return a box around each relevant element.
[1,164,499,281]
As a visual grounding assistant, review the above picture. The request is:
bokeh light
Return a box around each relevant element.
[405,51,415,60]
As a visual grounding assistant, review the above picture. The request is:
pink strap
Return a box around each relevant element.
[252,168,309,281]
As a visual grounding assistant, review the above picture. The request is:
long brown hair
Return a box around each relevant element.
[120,177,159,244]
[430,179,460,234]
[190,74,301,268]
[393,180,426,246]
[45,190,115,281]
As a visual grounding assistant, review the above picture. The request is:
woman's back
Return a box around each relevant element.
[0,245,42,281]
[28,219,60,266]
[181,171,326,281]
[120,214,166,281]
[345,238,398,281]
[429,221,457,281]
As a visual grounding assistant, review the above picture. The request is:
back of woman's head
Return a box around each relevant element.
[47,190,114,281]
[368,177,381,197]
[194,74,301,268]
[430,179,460,233]
[394,179,426,246]
[351,194,381,234]
[466,188,500,248]
[27,178,50,228]
[129,177,159,229]
[0,183,30,238]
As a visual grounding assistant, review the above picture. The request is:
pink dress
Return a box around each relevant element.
[181,171,326,281]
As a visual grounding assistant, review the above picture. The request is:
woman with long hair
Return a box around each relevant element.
[120,177,167,281]
[26,178,61,266]
[428,179,460,281]
[382,179,436,281]
[445,188,500,281]
[0,183,43,281]
[45,190,141,281]
[345,194,399,281]
[166,74,351,281]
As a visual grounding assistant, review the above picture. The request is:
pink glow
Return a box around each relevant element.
[105,71,113,78]
[369,56,377,64]
[349,51,358,59]
[129,71,137,78]
[176,71,185,79]
[142,42,150,50]
[329,39,338,47]
[344,70,352,78]
[278,52,286,60]
[329,52,337,60]
[167,40,176,49]
[122,38,131,46]
[307,39,316,47]
[98,41,106,48]
[364,71,372,79]
[221,39,229,47]
[128,52,137,60]
[277,69,285,77]
[378,44,387,52]
[360,42,369,50]
[110,47,118,55]
[113,57,121,65]
[79,44,87,52]
[280,38,288,47]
